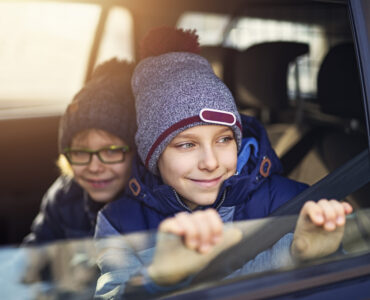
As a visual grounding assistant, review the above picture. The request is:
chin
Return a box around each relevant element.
[194,196,217,207]
[90,194,113,203]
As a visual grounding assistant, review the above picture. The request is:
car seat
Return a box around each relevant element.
[289,42,369,208]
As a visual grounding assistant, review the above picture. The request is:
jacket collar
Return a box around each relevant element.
[125,114,283,214]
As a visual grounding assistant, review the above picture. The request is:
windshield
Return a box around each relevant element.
[1,208,369,299]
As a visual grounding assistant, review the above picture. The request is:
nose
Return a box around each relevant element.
[87,154,104,173]
[198,146,219,171]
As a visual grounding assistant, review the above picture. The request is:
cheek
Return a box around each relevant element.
[222,147,238,172]
[111,162,132,180]
[112,153,134,177]
[159,155,188,186]
[71,166,83,177]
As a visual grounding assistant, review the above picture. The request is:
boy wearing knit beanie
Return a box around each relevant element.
[94,28,352,296]
[23,58,136,244]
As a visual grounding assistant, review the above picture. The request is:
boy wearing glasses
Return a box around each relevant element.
[23,58,136,244]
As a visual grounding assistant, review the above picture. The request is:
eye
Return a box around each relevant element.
[176,142,195,149]
[71,150,89,157]
[218,136,234,144]
[103,148,121,156]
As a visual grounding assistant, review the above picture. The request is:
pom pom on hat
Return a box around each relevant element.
[91,57,134,79]
[140,26,200,59]
[59,58,137,153]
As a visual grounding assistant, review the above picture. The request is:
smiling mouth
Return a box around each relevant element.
[190,176,222,188]
[85,178,114,188]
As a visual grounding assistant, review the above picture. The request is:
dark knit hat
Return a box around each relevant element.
[58,58,136,153]
[132,27,242,174]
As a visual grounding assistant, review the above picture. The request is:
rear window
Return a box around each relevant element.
[178,8,351,101]
[0,2,133,118]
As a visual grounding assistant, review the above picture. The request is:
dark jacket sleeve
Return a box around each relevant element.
[22,176,72,245]
[240,174,309,220]
[267,174,309,214]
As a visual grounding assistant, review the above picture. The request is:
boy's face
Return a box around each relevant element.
[158,125,237,210]
[70,129,133,203]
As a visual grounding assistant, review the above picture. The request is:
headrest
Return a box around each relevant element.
[317,43,363,119]
[233,41,309,109]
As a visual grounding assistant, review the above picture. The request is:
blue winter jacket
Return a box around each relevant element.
[94,115,308,298]
[23,176,105,245]
[95,114,308,236]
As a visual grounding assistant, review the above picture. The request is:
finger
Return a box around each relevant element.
[342,202,353,215]
[303,201,324,226]
[174,212,200,250]
[327,199,346,226]
[317,199,337,231]
[192,212,213,253]
[192,210,223,253]
[159,217,185,235]
[204,209,223,244]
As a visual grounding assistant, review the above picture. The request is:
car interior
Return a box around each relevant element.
[1,0,370,299]
[0,0,369,246]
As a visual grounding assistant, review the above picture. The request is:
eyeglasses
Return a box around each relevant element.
[63,145,130,165]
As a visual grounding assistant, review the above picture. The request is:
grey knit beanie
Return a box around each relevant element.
[59,58,136,152]
[132,27,242,174]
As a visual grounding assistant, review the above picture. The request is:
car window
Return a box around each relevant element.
[178,4,368,202]
[0,2,133,118]
[178,7,351,102]
[95,6,134,67]
[1,208,369,299]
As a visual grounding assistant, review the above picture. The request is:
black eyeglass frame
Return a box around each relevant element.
[63,145,130,165]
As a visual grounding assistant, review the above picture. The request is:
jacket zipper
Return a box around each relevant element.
[172,188,227,212]
[172,188,192,212]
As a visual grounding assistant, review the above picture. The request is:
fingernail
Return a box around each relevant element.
[212,235,221,244]
[337,216,344,225]
[316,214,324,223]
[188,239,197,249]
[326,221,335,230]
[200,243,210,253]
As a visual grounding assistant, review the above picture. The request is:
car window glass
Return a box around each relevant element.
[179,7,368,198]
[95,6,134,66]
[178,9,351,102]
[0,2,100,117]
[0,2,132,119]
[2,207,369,299]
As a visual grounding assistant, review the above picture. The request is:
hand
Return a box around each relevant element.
[159,209,224,253]
[147,209,242,285]
[291,199,353,260]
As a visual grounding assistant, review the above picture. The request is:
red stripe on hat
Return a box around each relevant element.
[145,115,200,167]
[145,116,242,168]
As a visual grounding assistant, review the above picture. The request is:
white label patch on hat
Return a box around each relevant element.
[199,108,236,126]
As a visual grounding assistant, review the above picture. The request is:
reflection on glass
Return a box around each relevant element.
[1,209,369,299]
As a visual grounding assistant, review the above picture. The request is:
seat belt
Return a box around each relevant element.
[271,148,370,216]
[125,150,370,295]
[190,149,370,285]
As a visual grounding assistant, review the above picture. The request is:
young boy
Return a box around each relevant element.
[23,58,137,244]
[94,28,352,297]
